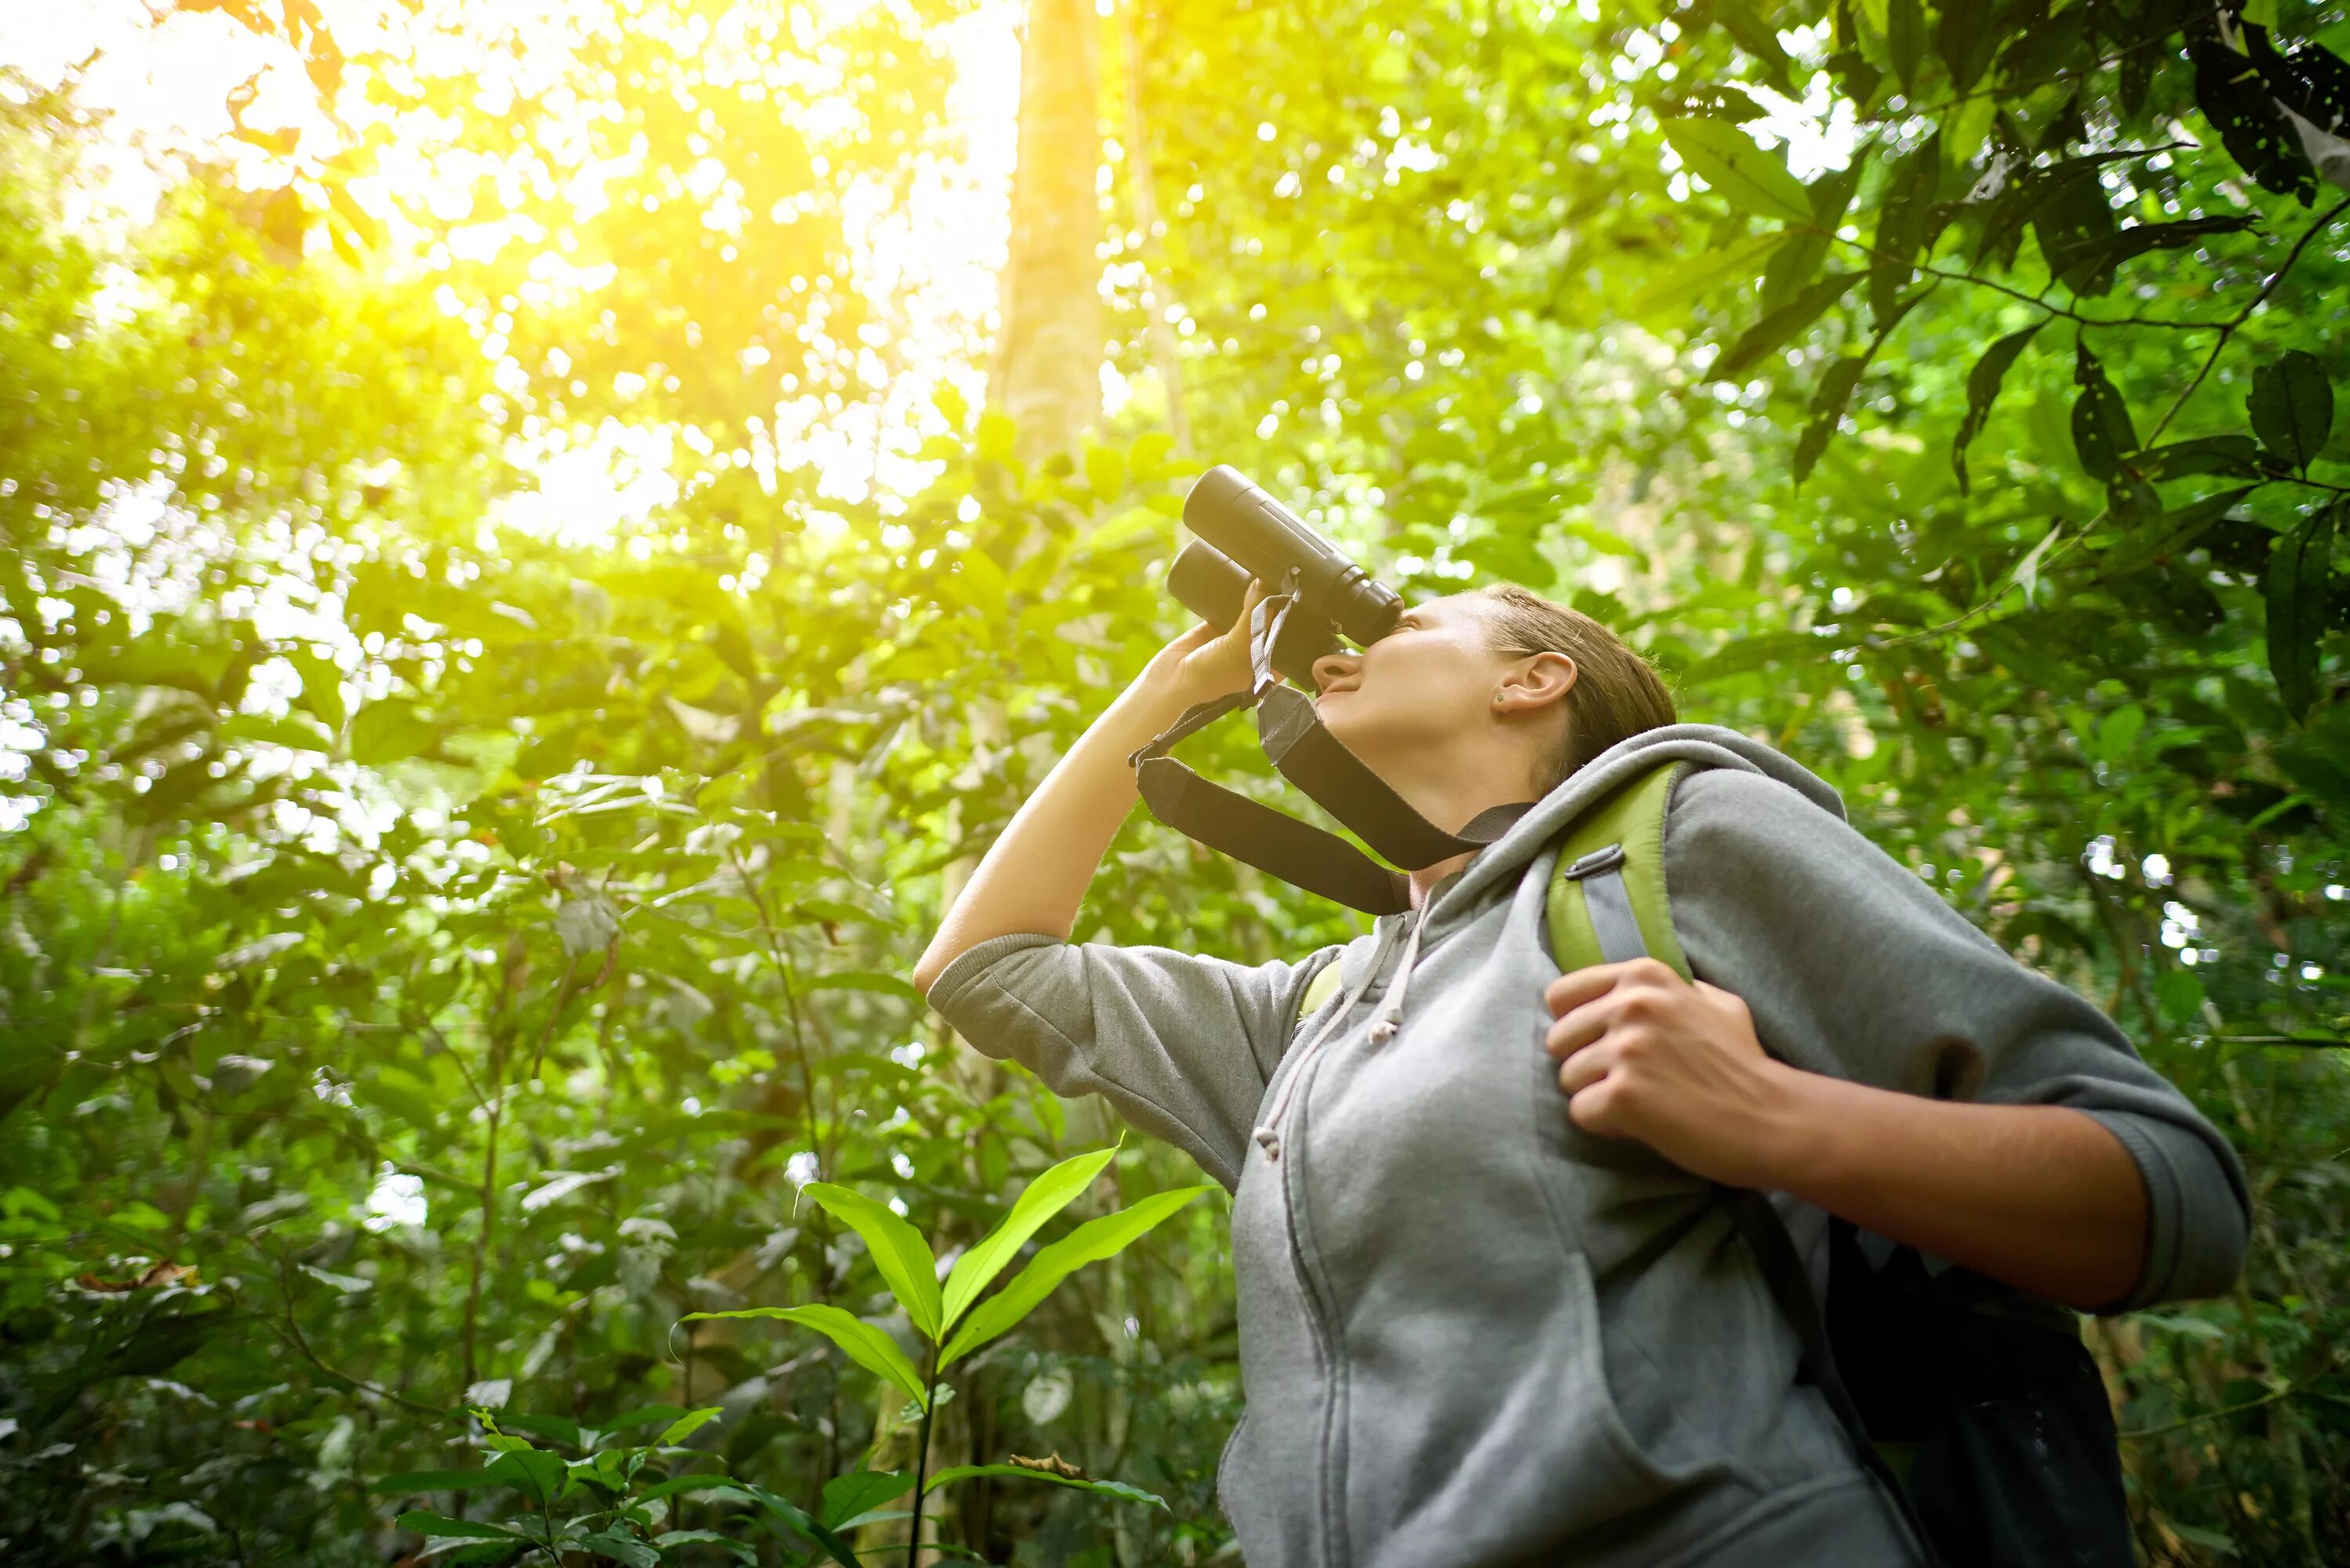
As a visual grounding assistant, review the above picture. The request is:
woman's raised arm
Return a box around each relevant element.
[911,577,1271,997]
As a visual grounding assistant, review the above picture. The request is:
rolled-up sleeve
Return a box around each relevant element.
[1665,767,2252,1313]
[924,933,1341,1191]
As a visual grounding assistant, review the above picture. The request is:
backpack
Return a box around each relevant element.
[1297,757,2135,1568]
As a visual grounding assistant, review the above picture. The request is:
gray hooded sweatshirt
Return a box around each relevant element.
[924,722,2251,1568]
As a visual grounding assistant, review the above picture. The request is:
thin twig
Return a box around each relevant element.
[2146,195,2350,444]
[255,1248,441,1415]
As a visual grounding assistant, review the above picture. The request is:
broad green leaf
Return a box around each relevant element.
[1663,118,1812,225]
[1952,322,2045,494]
[2140,435,2262,482]
[396,1512,522,1541]
[1713,272,1857,381]
[656,1406,722,1447]
[598,1403,695,1435]
[739,1483,863,1568]
[802,971,925,1006]
[2070,340,2138,481]
[682,1306,928,1410]
[2099,486,2258,578]
[921,1463,1170,1511]
[1887,0,1924,92]
[287,647,347,732]
[942,1143,1119,1331]
[1625,230,1782,319]
[577,1531,658,1568]
[1795,356,1868,485]
[799,1181,942,1339]
[819,1467,916,1528]
[483,1447,568,1505]
[2265,500,2340,723]
[2250,349,2334,472]
[350,699,438,766]
[2009,522,2066,609]
[942,1185,1214,1366]
[654,1531,756,1566]
[634,1474,750,1506]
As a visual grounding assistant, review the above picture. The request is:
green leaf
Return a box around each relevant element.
[2100,486,2258,578]
[1952,323,2045,494]
[2070,340,2138,482]
[802,971,925,1006]
[1664,117,1813,225]
[656,1407,722,1447]
[1713,272,1856,381]
[1936,0,1995,95]
[799,1181,943,1340]
[2251,349,2334,472]
[682,1306,928,1410]
[350,699,439,766]
[287,647,347,732]
[577,1530,659,1568]
[1867,132,1941,323]
[2265,500,2340,723]
[942,1184,1215,1366]
[634,1473,749,1506]
[942,1143,1119,1331]
[2140,435,2262,482]
[374,1470,498,1493]
[1794,356,1867,485]
[1887,0,1925,92]
[2011,522,2064,608]
[598,1404,694,1436]
[739,1483,864,1568]
[1083,443,1126,500]
[483,1447,568,1505]
[921,1464,1169,1511]
[819,1468,916,1529]
[1626,230,1783,320]
[653,1532,756,1566]
[396,1512,522,1541]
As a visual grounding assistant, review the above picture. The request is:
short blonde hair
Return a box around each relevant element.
[1470,583,1677,793]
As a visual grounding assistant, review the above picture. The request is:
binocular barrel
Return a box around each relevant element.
[1167,465,1405,688]
[1184,466,1405,647]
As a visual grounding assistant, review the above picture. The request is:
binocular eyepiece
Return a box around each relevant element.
[1168,465,1405,688]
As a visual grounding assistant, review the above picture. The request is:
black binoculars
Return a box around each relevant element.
[1167,465,1405,688]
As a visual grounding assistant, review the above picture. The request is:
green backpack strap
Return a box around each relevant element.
[1546,759,1694,979]
[1297,954,1347,1020]
[1293,758,1694,1027]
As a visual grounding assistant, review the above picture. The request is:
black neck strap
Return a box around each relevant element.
[1126,581,1538,914]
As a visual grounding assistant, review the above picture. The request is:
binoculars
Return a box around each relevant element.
[1167,465,1405,688]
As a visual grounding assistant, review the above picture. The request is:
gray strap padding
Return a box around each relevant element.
[1580,864,1647,965]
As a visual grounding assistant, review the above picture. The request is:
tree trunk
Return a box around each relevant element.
[991,0,1104,464]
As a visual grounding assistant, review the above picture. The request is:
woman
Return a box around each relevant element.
[913,579,2249,1568]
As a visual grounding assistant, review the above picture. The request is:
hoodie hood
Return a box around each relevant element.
[1354,722,1847,1042]
[1431,720,1846,922]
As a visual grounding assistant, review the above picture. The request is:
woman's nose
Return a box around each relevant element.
[1311,652,1358,692]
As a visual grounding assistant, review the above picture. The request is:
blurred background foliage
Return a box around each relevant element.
[2,0,2347,1563]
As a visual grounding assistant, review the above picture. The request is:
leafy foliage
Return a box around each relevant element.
[5,1,2350,1564]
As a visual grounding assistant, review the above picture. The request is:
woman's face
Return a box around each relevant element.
[1308,594,1514,765]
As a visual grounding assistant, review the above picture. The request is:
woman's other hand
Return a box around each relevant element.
[1542,957,1802,1189]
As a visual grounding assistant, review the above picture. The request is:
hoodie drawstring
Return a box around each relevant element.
[1367,905,1428,1044]
[1253,905,1430,1162]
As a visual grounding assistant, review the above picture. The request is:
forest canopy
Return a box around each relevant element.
[2,0,2346,1564]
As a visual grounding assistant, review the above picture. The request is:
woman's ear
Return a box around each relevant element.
[1504,651,1576,711]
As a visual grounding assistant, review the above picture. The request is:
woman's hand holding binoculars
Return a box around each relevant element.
[1141,576,1276,710]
